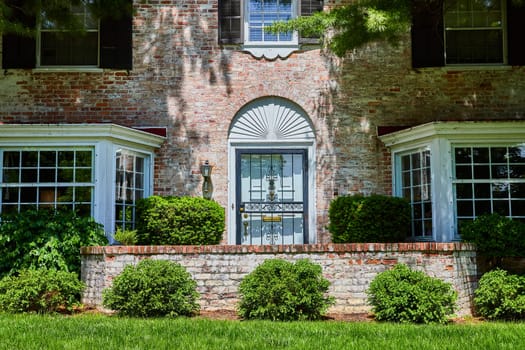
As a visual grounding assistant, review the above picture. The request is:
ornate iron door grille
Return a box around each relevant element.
[236,149,308,245]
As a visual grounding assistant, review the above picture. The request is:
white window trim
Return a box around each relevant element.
[0,124,165,237]
[242,0,300,59]
[380,121,525,242]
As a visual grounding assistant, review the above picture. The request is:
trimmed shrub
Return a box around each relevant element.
[328,194,411,243]
[238,259,334,321]
[135,196,225,245]
[474,269,525,320]
[460,213,525,258]
[0,209,107,278]
[102,259,200,317]
[367,264,457,324]
[0,269,85,314]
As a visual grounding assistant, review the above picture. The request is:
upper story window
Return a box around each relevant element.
[39,2,99,67]
[219,0,323,59]
[2,0,132,70]
[411,0,525,68]
[246,0,294,44]
[444,0,504,64]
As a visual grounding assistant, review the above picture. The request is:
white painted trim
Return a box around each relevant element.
[0,124,165,150]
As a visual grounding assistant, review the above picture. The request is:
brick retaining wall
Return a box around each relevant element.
[81,243,478,316]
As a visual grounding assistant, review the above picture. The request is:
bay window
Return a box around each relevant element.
[381,121,525,242]
[0,124,164,240]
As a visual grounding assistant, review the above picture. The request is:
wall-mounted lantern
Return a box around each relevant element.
[200,160,213,199]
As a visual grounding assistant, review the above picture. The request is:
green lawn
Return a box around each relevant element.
[1,314,524,350]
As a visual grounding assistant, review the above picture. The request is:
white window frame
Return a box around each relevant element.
[242,0,300,59]
[36,1,100,68]
[0,148,95,215]
[0,124,164,241]
[443,0,507,65]
[381,121,525,242]
[395,147,433,240]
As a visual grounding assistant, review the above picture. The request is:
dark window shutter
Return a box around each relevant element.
[219,0,242,44]
[299,0,323,44]
[1,0,36,69]
[100,15,132,69]
[411,2,444,68]
[507,0,525,66]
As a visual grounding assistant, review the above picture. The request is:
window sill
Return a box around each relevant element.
[242,44,300,60]
[442,64,513,71]
[32,67,104,73]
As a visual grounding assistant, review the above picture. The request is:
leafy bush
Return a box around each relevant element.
[328,194,411,243]
[474,269,525,320]
[113,228,138,245]
[367,264,457,324]
[460,213,525,258]
[238,259,334,321]
[0,209,107,278]
[0,268,85,314]
[135,196,225,245]
[102,259,200,317]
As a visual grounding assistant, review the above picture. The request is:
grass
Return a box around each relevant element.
[0,314,525,350]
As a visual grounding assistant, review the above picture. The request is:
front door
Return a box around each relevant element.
[236,150,308,245]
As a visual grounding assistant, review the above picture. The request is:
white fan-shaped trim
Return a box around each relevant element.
[229,97,315,141]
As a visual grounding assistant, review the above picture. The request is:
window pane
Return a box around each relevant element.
[21,168,37,183]
[512,200,525,216]
[22,152,38,167]
[456,165,472,179]
[474,183,490,198]
[475,200,491,215]
[3,151,20,167]
[76,151,92,167]
[456,183,473,199]
[455,148,471,164]
[509,146,525,163]
[457,200,473,216]
[490,147,507,163]
[492,182,509,198]
[493,200,509,216]
[20,187,37,202]
[474,165,490,179]
[40,151,56,167]
[40,169,56,182]
[3,169,19,183]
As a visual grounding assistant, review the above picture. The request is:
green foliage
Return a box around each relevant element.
[460,213,525,258]
[238,259,334,321]
[269,0,525,57]
[474,269,525,320]
[367,264,457,324]
[135,196,225,245]
[0,268,85,314]
[0,209,107,278]
[102,259,200,317]
[113,228,138,246]
[328,194,410,243]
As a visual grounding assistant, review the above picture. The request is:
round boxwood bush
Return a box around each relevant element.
[367,264,457,324]
[102,259,200,317]
[474,268,525,320]
[328,194,410,243]
[135,196,225,245]
[0,268,85,314]
[238,259,334,321]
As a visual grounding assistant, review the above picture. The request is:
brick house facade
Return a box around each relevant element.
[1,0,525,245]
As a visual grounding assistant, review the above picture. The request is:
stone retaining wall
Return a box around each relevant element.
[81,243,478,316]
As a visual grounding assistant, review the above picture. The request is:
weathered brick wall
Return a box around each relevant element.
[81,243,478,316]
[1,1,524,242]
